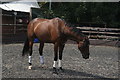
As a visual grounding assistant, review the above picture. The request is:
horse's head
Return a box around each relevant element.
[78,37,90,59]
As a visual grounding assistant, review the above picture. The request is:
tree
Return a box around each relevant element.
[39,2,120,28]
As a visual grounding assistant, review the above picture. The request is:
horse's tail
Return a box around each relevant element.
[22,37,29,56]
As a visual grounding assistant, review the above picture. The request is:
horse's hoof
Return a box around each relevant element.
[41,62,44,64]
[53,67,58,74]
[28,66,32,70]
[59,67,63,70]
[41,64,47,68]
[59,67,64,72]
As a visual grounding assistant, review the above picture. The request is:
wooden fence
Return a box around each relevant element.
[2,25,120,43]
[77,27,120,41]
[2,10,29,43]
[2,24,27,43]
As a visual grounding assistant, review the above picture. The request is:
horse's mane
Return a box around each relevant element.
[69,26,89,45]
[69,27,85,37]
[55,18,86,38]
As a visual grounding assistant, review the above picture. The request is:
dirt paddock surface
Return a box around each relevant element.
[2,43,119,79]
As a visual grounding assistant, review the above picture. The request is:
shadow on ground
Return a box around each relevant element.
[31,66,117,80]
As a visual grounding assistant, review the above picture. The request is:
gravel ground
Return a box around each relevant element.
[2,43,119,79]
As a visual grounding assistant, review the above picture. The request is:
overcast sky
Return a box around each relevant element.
[0,0,120,2]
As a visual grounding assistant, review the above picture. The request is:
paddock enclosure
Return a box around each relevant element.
[1,3,120,79]
[1,9,120,79]
[2,43,119,79]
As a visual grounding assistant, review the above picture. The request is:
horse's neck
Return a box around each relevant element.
[63,27,85,42]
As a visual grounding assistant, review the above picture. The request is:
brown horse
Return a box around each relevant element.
[22,18,90,72]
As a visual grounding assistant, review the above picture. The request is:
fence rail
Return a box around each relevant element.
[2,24,120,43]
[77,27,120,40]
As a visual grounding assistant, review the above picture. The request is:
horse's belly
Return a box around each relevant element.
[35,32,50,42]
[34,31,57,43]
[34,22,59,43]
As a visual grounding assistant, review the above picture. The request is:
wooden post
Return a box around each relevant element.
[14,12,17,34]
[49,0,52,10]
[30,8,32,21]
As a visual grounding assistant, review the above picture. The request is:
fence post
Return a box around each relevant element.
[14,12,17,34]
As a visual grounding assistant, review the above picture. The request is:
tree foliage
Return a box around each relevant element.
[38,2,120,28]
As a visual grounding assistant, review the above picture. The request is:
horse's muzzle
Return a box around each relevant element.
[83,56,89,59]
[83,54,89,59]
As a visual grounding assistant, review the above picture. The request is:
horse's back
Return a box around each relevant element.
[27,18,65,43]
[33,18,65,42]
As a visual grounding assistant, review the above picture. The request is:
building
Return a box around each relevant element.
[0,0,40,43]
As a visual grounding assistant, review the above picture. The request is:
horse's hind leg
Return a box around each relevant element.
[28,40,33,69]
[39,42,44,64]
[58,43,65,70]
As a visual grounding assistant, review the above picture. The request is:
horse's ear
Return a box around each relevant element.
[82,38,86,42]
[88,35,90,38]
[84,37,90,45]
[83,37,89,42]
[82,39,85,42]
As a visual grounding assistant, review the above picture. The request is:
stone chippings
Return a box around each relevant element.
[2,43,119,78]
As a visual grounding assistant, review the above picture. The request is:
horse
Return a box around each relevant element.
[22,17,90,72]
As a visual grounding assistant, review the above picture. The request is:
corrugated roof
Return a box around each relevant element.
[0,0,40,13]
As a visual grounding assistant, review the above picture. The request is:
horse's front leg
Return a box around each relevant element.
[58,43,65,70]
[53,42,59,73]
